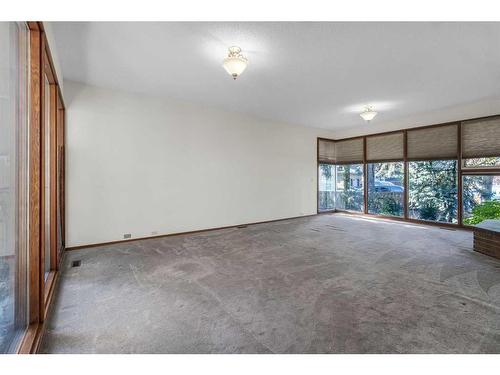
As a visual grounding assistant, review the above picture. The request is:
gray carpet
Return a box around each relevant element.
[40,214,500,353]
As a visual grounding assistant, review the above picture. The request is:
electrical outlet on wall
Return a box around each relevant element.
[123,233,132,239]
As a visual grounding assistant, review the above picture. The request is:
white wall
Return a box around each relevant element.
[65,81,335,247]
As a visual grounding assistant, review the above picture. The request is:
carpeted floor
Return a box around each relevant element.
[40,214,500,353]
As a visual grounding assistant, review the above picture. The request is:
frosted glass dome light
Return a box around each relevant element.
[222,46,248,80]
[360,106,378,122]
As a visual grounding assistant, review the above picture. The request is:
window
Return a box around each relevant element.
[461,117,500,226]
[335,164,364,212]
[317,116,500,227]
[462,117,500,165]
[318,164,334,211]
[367,162,404,216]
[463,157,500,168]
[408,160,458,223]
[0,22,29,353]
[463,175,500,225]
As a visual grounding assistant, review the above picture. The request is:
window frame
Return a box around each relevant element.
[461,171,500,227]
[366,160,405,218]
[334,163,365,213]
[317,162,336,213]
[14,22,66,355]
[407,159,459,224]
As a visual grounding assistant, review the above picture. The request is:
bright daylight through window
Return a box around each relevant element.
[0,22,29,353]
[318,116,500,226]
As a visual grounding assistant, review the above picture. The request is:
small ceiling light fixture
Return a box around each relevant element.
[222,46,248,80]
[360,106,378,122]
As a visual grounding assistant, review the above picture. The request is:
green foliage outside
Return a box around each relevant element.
[367,162,404,216]
[318,164,334,210]
[408,160,457,223]
[320,164,332,179]
[336,164,364,211]
[319,157,500,224]
[463,200,500,225]
[368,194,403,216]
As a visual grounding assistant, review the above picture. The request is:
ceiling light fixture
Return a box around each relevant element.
[360,106,378,122]
[222,46,248,80]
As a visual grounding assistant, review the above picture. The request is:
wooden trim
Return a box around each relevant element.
[57,90,66,259]
[403,130,409,220]
[17,21,66,354]
[39,34,47,320]
[66,214,318,251]
[457,123,463,226]
[334,160,364,165]
[365,158,406,164]
[17,250,65,354]
[43,48,56,84]
[316,138,319,213]
[27,22,40,31]
[50,84,58,270]
[40,32,59,320]
[363,137,368,214]
[28,26,42,326]
[407,156,459,162]
[17,324,42,354]
[461,169,500,175]
[43,271,56,304]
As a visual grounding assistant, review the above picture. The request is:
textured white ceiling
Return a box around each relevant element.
[52,22,500,135]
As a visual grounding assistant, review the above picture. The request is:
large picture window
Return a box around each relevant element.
[367,162,404,217]
[317,114,500,228]
[335,164,364,212]
[318,164,335,211]
[463,175,500,225]
[0,22,29,353]
[408,160,458,223]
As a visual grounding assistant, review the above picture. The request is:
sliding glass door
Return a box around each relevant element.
[0,22,29,353]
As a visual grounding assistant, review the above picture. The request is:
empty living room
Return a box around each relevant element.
[2,1,500,373]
